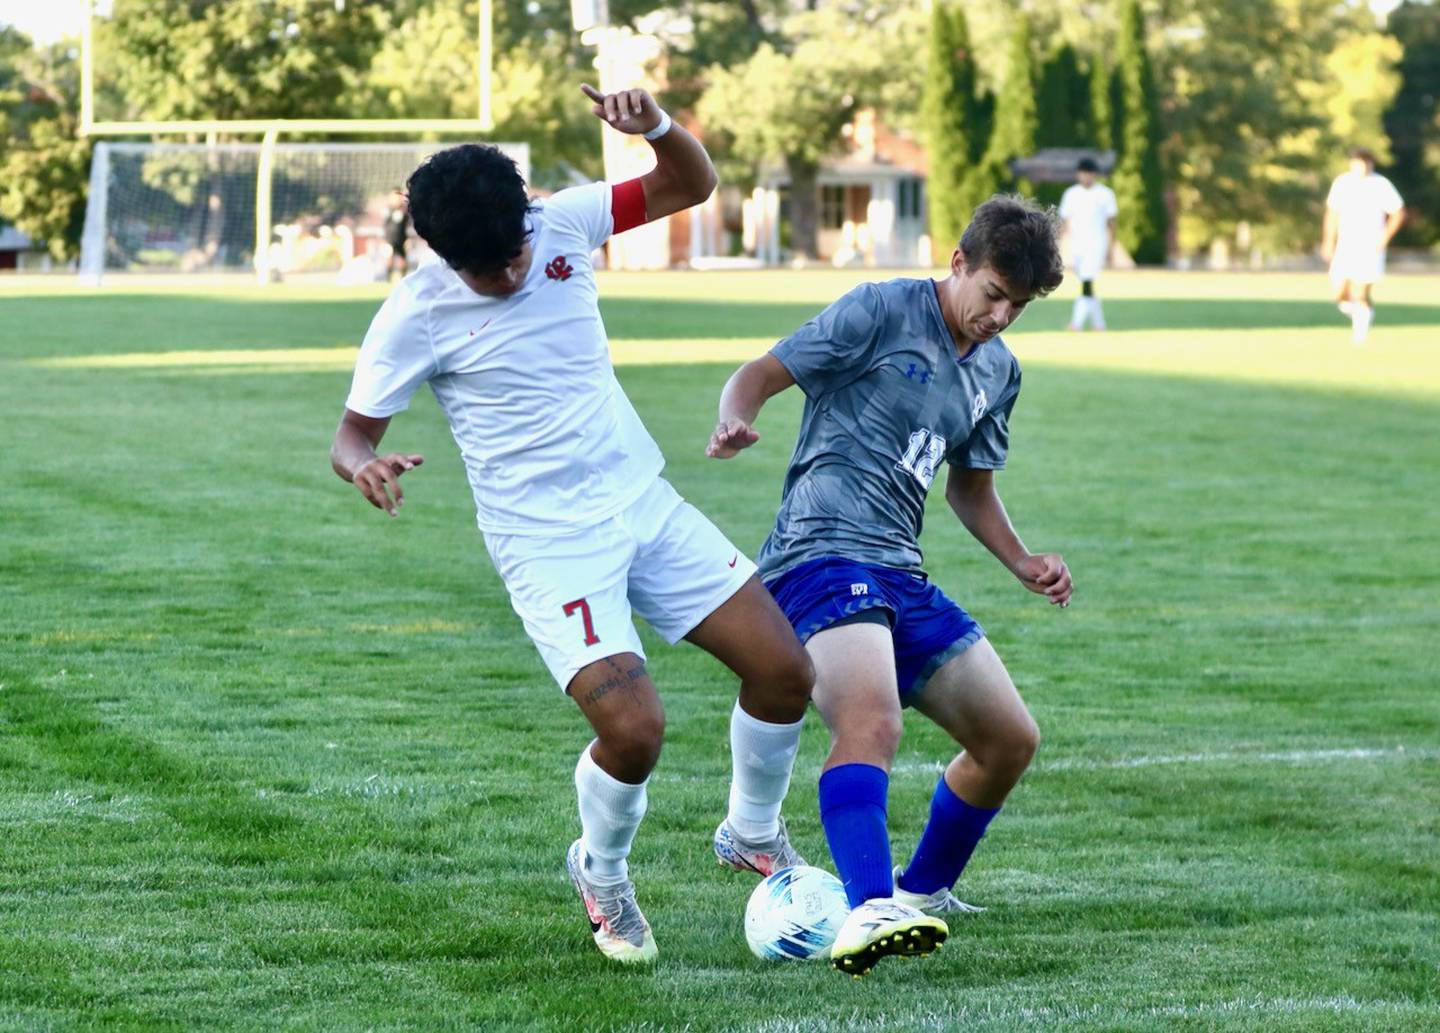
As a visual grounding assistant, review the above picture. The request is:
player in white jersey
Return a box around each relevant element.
[1058,157,1118,331]
[1322,147,1406,345]
[330,83,814,965]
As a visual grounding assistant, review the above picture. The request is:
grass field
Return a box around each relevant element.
[2,269,1438,1031]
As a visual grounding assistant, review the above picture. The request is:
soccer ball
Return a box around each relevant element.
[744,865,849,961]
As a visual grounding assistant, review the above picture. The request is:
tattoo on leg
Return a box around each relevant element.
[583,657,648,706]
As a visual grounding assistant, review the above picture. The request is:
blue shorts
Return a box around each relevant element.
[764,556,985,701]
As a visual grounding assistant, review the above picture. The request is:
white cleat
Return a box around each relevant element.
[829,898,948,978]
[713,817,806,877]
[892,866,986,918]
[566,839,658,964]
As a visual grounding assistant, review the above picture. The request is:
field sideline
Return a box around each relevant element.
[2,270,1438,1030]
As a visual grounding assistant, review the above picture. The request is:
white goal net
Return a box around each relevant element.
[79,140,530,282]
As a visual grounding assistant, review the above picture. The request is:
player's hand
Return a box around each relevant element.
[353,452,425,516]
[580,83,662,137]
[705,418,760,459]
[1013,552,1073,608]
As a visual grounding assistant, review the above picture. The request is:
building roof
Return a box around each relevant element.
[1010,148,1117,183]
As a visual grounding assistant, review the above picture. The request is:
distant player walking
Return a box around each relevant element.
[707,196,1072,976]
[331,83,813,965]
[1322,147,1405,345]
[383,187,411,280]
[1058,157,1117,331]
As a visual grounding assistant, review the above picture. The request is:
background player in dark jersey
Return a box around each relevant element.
[384,187,410,280]
[706,195,1072,976]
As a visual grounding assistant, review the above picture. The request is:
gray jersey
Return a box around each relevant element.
[757,278,1021,581]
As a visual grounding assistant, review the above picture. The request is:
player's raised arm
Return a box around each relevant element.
[579,83,717,221]
[945,466,1072,608]
[706,354,796,459]
[330,409,425,518]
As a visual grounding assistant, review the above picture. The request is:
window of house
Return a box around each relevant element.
[820,185,846,229]
[898,178,924,220]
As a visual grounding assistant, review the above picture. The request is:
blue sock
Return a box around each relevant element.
[897,775,1000,896]
[818,763,893,908]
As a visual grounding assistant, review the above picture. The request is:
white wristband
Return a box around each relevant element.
[642,109,673,141]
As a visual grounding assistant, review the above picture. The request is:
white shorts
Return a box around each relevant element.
[1071,249,1105,283]
[483,477,757,691]
[1330,247,1385,287]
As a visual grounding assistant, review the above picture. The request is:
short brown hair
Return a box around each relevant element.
[959,194,1065,298]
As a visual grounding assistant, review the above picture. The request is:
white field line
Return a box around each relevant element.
[891,745,1438,778]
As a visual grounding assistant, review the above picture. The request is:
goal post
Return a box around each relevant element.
[79,139,530,283]
[75,0,516,284]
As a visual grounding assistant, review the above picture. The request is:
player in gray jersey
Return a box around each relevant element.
[707,195,1073,976]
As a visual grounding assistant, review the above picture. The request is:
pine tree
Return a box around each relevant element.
[1111,0,1168,264]
[923,1,979,258]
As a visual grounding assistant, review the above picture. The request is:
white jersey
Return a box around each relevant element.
[345,182,665,536]
[1327,171,1403,257]
[1059,183,1118,273]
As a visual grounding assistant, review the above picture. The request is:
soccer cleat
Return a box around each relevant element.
[891,866,986,918]
[829,899,948,977]
[566,839,658,964]
[713,817,806,876]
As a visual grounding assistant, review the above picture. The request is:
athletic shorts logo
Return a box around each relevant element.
[545,255,574,281]
[850,583,869,596]
[972,389,989,423]
[728,553,738,568]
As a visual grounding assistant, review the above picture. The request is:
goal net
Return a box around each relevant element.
[78,140,529,281]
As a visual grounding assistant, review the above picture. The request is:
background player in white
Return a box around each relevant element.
[330,83,814,965]
[1322,147,1405,345]
[1058,157,1118,331]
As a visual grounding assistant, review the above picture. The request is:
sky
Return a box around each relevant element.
[0,0,1414,47]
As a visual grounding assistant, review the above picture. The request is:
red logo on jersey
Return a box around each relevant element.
[545,255,573,281]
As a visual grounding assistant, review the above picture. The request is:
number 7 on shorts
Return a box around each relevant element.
[563,597,600,645]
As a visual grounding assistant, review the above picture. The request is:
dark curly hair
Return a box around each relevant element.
[405,144,536,275]
[959,194,1065,298]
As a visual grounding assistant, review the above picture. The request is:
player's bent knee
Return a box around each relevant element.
[831,712,902,763]
[599,715,666,779]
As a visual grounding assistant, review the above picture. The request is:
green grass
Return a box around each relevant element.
[2,270,1438,1031]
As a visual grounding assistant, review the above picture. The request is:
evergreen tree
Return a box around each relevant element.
[1037,43,1089,148]
[1111,0,1168,264]
[1089,47,1113,151]
[923,1,979,258]
[983,12,1038,191]
[1383,0,1440,245]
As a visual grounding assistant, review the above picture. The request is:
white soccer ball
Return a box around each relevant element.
[744,865,849,961]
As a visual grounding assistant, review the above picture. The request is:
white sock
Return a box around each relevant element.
[727,701,804,843]
[1351,304,1373,344]
[1070,296,1088,328]
[1089,296,1107,329]
[575,740,648,887]
[1338,300,1355,316]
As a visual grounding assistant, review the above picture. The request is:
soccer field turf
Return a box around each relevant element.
[3,270,1438,1030]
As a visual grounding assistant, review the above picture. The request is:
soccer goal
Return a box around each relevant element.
[78,140,529,283]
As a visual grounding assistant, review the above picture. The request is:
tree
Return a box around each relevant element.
[1111,0,1167,263]
[923,2,980,259]
[981,11,1038,190]
[1036,42,1089,148]
[1384,0,1440,245]
[0,36,91,261]
[99,0,388,122]
[696,5,918,260]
